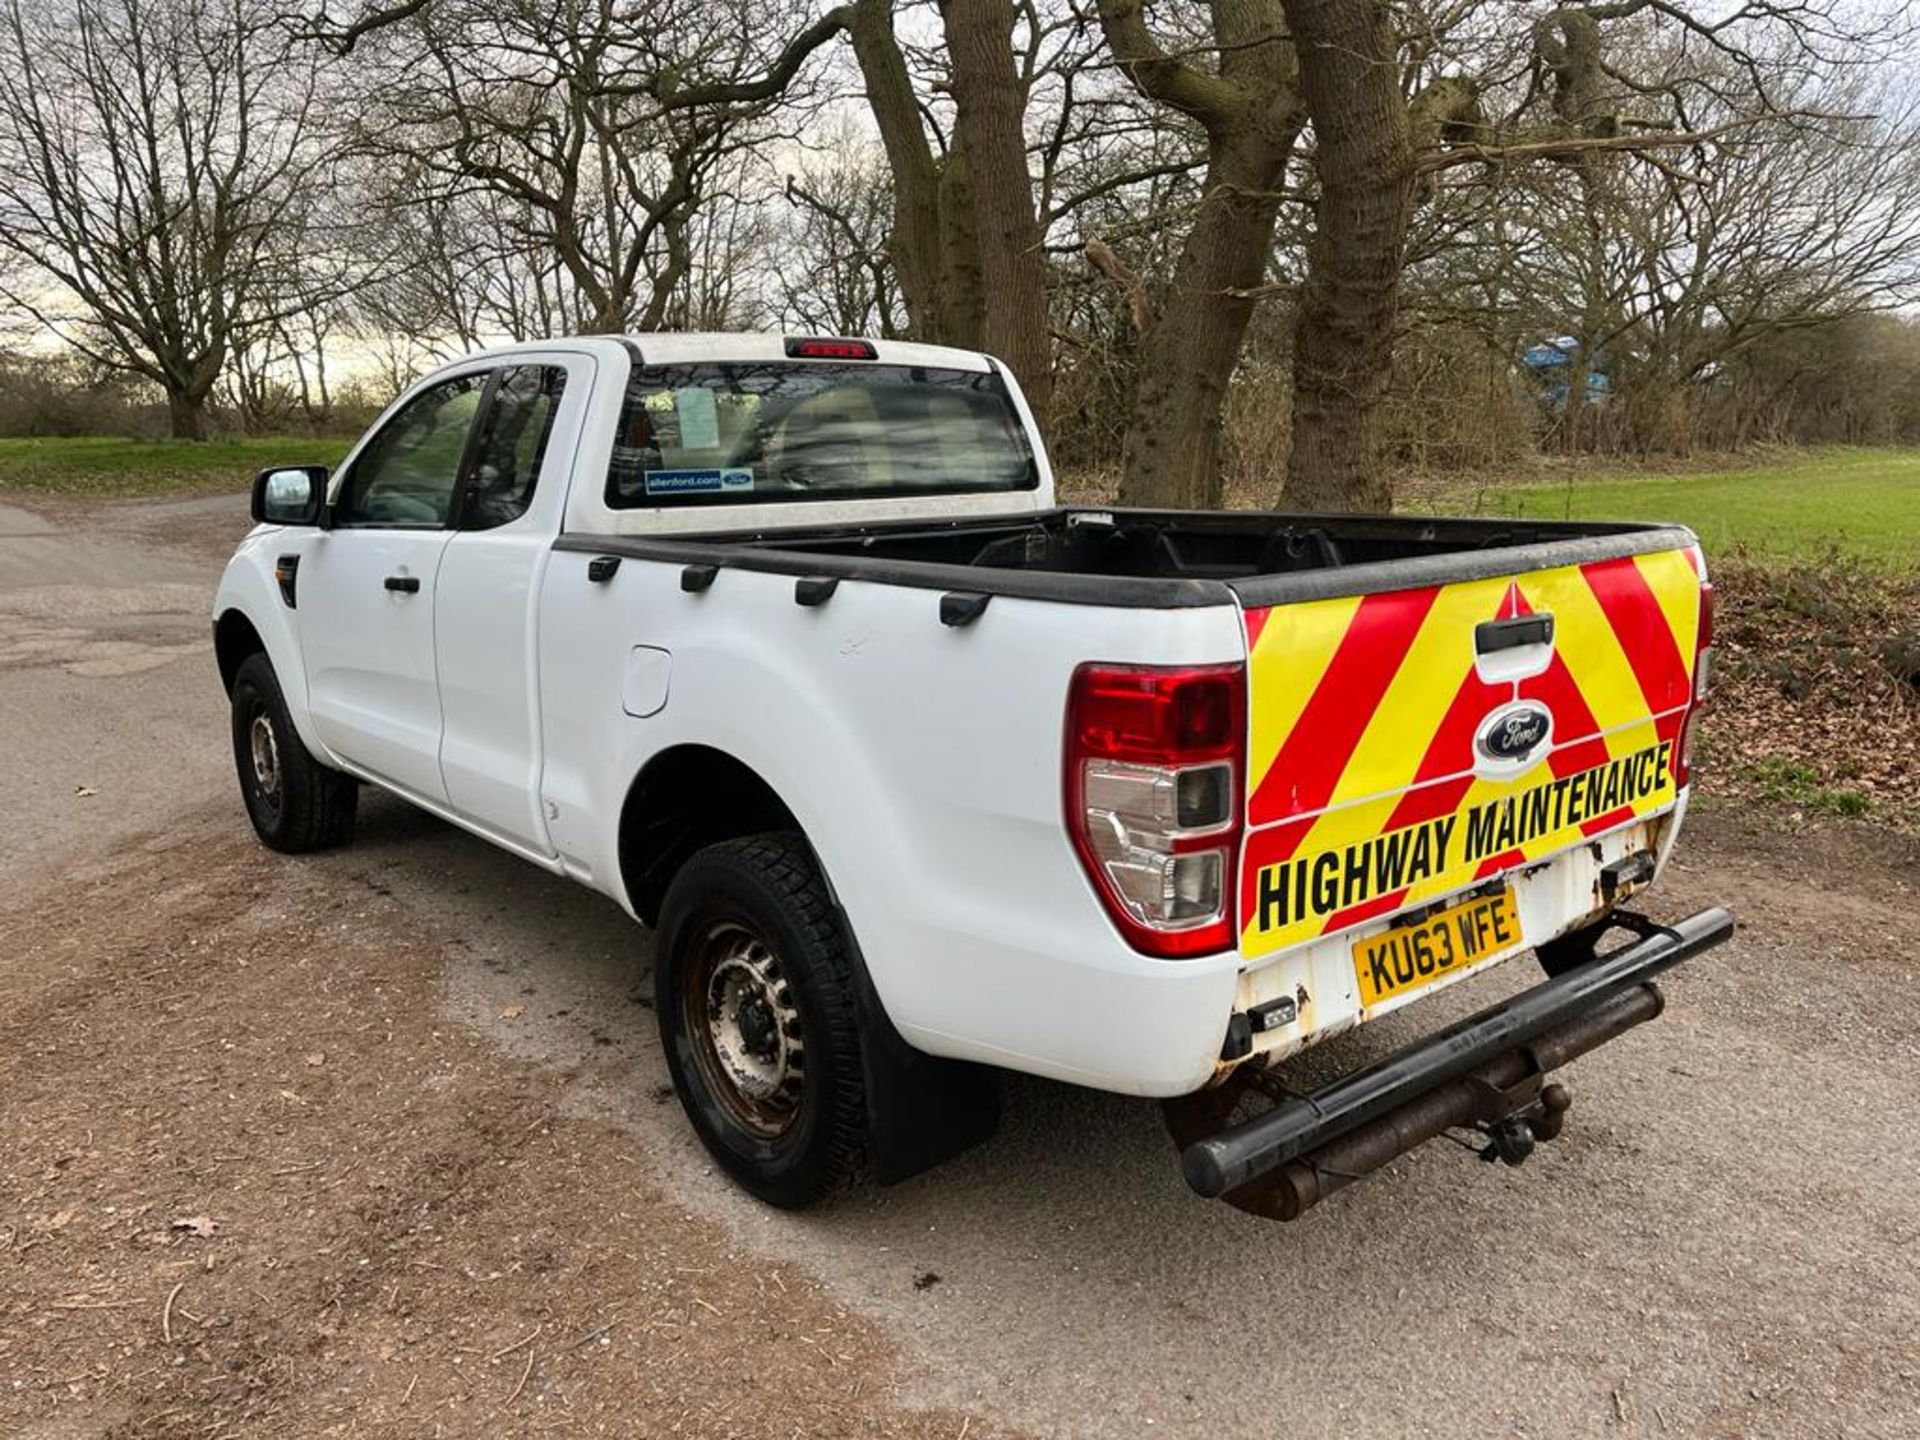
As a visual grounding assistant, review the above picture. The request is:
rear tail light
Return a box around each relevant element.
[1675,577,1713,788]
[1065,663,1245,957]
[1693,579,1714,701]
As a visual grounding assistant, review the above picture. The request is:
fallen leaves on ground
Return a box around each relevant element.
[1699,558,1920,829]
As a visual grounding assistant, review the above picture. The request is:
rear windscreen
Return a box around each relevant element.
[604,361,1038,507]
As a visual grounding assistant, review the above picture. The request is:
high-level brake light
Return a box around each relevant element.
[783,337,878,360]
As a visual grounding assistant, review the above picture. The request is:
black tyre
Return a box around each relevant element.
[230,652,358,854]
[655,833,866,1208]
[1536,914,1609,978]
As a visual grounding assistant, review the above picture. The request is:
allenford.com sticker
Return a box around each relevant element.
[644,468,755,495]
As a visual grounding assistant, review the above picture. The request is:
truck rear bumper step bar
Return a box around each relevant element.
[1181,906,1735,1203]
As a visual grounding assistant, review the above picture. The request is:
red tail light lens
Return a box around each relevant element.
[1065,663,1245,957]
[1675,578,1713,788]
[783,336,878,360]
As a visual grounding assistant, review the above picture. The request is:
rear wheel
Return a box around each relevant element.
[655,833,866,1208]
[230,653,357,853]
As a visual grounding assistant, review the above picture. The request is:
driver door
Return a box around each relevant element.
[297,368,490,803]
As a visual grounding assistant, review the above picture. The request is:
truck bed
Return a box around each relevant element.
[558,507,1699,610]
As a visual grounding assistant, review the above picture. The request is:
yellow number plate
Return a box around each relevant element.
[1352,888,1522,1007]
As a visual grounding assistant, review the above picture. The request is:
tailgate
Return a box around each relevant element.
[1238,545,1704,961]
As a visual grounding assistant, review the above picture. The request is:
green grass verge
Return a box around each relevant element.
[0,436,344,499]
[1742,756,1874,818]
[1421,447,1920,572]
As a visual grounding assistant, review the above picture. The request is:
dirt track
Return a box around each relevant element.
[3,494,1918,1439]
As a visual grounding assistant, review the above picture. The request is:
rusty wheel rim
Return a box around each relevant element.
[247,705,282,818]
[683,920,805,1138]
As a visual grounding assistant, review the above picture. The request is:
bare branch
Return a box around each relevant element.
[1415,114,1831,174]
[1084,236,1150,334]
[1090,0,1244,127]
[651,7,851,111]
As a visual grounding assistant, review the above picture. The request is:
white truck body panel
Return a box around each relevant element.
[536,556,1247,1095]
[214,333,1709,1106]
[296,525,452,802]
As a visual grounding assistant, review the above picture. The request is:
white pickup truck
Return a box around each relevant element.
[214,333,1731,1217]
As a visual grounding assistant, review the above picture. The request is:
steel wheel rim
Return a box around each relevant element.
[248,708,282,815]
[683,919,805,1138]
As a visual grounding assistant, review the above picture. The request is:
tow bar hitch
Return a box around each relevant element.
[1477,1078,1561,1161]
[1164,907,1734,1221]
[1467,1045,1577,1166]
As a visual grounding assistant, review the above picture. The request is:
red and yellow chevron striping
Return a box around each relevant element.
[1238,548,1703,959]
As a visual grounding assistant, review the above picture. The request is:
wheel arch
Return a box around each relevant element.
[625,743,1002,1185]
[616,743,801,927]
[214,607,267,695]
[210,573,328,759]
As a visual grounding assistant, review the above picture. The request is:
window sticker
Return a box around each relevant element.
[643,467,756,496]
[674,386,720,450]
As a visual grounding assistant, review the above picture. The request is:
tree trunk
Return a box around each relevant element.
[932,149,987,345]
[1565,346,1591,453]
[1092,0,1302,509]
[847,0,983,347]
[1115,132,1296,508]
[941,0,1053,424]
[1277,0,1412,513]
[166,386,212,441]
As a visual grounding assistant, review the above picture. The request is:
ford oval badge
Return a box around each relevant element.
[1474,700,1554,771]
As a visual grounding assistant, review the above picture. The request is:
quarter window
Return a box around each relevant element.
[461,365,567,530]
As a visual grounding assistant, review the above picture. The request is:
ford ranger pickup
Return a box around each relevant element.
[213,333,1731,1216]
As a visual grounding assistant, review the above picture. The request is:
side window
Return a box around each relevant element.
[462,365,567,530]
[336,373,488,528]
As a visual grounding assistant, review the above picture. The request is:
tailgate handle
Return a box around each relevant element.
[1476,614,1553,654]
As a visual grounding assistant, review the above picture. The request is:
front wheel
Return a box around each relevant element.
[655,833,866,1208]
[230,652,357,853]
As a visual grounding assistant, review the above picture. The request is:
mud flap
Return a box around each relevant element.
[838,916,1002,1185]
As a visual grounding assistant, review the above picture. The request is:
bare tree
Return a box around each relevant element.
[224,303,343,430]
[655,0,1073,419]
[345,0,827,337]
[1593,91,1920,448]
[1276,0,1483,509]
[730,0,1053,415]
[942,0,1054,419]
[1273,0,1906,509]
[779,127,907,337]
[0,0,355,437]
[664,165,782,331]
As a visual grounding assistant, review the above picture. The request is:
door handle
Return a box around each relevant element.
[384,574,421,594]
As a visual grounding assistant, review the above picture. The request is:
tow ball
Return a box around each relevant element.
[1473,1081,1570,1167]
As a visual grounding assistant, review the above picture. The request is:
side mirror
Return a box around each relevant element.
[252,465,327,526]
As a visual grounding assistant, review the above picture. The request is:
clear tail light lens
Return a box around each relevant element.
[1065,663,1245,957]
[1693,579,1714,701]
[1675,577,1713,788]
